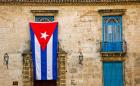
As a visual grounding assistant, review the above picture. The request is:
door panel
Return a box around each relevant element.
[102,16,123,52]
[103,16,122,42]
[103,62,124,86]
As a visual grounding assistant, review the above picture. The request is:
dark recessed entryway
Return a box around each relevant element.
[34,80,56,86]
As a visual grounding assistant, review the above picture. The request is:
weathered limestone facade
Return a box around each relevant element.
[0,2,140,86]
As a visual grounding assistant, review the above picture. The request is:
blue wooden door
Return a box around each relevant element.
[102,16,123,52]
[103,62,124,86]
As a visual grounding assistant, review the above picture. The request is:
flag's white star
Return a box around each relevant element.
[40,32,49,40]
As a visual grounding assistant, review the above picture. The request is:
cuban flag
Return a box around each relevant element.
[29,22,58,80]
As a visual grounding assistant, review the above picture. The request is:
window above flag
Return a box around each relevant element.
[35,16,54,22]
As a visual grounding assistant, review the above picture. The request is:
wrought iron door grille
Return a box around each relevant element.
[35,16,54,22]
[100,40,127,53]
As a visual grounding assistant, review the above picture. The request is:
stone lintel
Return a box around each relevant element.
[98,9,126,16]
[31,10,58,16]
[101,57,126,62]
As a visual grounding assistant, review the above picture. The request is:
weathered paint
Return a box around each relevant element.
[103,62,124,86]
[102,16,123,52]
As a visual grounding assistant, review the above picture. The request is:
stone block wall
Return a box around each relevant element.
[0,4,139,86]
[0,53,23,86]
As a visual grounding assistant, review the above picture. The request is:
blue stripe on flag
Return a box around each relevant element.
[30,26,36,80]
[41,48,47,80]
[53,25,58,80]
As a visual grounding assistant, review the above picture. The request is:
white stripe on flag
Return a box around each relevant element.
[35,35,41,80]
[47,35,53,80]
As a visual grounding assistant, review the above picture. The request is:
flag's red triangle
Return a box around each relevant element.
[30,22,58,50]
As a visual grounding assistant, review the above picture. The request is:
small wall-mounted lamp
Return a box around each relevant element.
[79,52,83,65]
[4,53,9,69]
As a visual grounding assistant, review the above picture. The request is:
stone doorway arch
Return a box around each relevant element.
[22,44,67,86]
